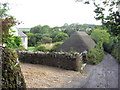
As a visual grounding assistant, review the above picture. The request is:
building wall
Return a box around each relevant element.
[21,37,28,49]
[11,27,28,49]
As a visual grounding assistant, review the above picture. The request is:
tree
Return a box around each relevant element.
[26,33,37,46]
[93,0,120,36]
[76,0,120,36]
[41,37,52,44]
[1,3,26,89]
[30,25,42,33]
[53,32,69,42]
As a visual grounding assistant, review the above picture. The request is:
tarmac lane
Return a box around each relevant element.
[82,53,119,88]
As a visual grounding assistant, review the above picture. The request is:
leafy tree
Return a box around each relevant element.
[26,33,37,46]
[30,25,42,33]
[30,25,50,34]
[76,0,120,36]
[53,32,69,42]
[41,37,52,44]
[76,0,120,62]
[1,3,22,48]
[91,29,110,44]
[1,3,26,89]
[93,0,120,36]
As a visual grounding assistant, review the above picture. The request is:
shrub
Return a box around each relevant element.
[87,41,104,65]
[91,29,110,44]
[2,47,26,89]
[103,36,117,53]
[51,42,63,51]
[13,36,22,47]
[53,32,69,42]
[41,37,52,44]
[35,45,47,52]
[111,37,120,63]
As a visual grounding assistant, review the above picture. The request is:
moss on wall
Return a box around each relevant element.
[2,47,26,89]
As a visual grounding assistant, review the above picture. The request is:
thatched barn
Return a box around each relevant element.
[56,31,96,53]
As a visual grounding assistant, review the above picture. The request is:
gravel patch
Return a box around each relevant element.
[20,63,87,88]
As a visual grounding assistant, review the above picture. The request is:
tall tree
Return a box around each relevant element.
[76,0,120,36]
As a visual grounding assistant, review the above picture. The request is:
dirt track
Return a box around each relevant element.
[20,63,87,88]
[20,53,119,88]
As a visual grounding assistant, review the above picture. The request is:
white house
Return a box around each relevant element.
[11,27,28,49]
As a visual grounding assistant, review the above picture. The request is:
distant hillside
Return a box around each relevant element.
[18,28,30,31]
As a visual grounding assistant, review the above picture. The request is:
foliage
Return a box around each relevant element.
[13,36,22,47]
[35,45,47,52]
[41,37,52,44]
[30,25,50,34]
[53,32,69,42]
[1,3,26,89]
[2,47,26,89]
[26,33,37,46]
[103,36,117,53]
[27,24,98,47]
[91,29,110,44]
[111,37,120,63]
[87,41,104,65]
[1,3,21,48]
[27,47,35,51]
[93,0,120,36]
[51,42,63,51]
[93,0,120,63]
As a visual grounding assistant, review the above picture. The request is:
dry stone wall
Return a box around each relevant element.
[18,51,83,71]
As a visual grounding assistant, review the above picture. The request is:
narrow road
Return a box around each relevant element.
[82,53,119,88]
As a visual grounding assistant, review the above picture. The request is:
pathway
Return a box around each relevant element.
[82,53,119,88]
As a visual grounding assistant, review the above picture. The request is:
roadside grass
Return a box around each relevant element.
[28,47,35,51]
[28,42,63,51]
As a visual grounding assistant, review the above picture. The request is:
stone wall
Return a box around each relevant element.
[18,51,83,71]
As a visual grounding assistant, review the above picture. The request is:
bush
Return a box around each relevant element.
[51,42,63,51]
[13,36,22,47]
[87,41,104,65]
[91,29,110,44]
[103,36,117,53]
[41,37,52,44]
[53,32,69,42]
[111,37,120,63]
[35,45,47,51]
[2,47,26,89]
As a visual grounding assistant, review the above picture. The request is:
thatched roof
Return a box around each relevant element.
[56,31,96,53]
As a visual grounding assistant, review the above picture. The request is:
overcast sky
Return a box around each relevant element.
[1,0,102,28]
